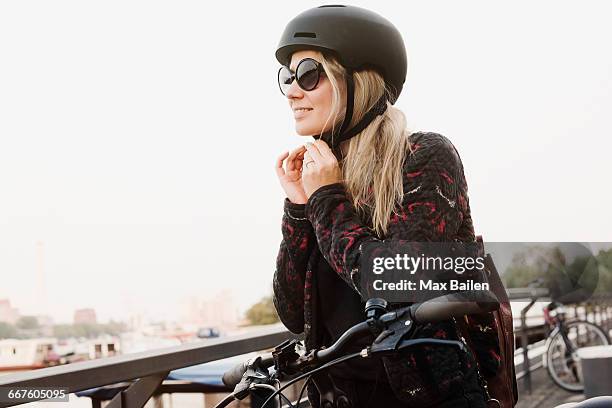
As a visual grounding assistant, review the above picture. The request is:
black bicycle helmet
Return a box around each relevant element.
[276,5,408,149]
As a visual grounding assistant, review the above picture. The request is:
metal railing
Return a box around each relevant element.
[508,287,551,395]
[0,324,297,407]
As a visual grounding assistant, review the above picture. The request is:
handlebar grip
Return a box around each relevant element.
[409,290,498,324]
[221,353,275,389]
[222,360,249,388]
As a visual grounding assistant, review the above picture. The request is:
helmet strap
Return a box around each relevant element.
[315,69,388,153]
[338,70,355,137]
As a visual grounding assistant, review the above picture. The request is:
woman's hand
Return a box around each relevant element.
[302,140,342,199]
[276,146,308,205]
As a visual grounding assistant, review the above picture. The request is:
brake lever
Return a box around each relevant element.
[368,305,464,354]
[397,338,466,352]
[369,309,413,355]
[233,357,273,400]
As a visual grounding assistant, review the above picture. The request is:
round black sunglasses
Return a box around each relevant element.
[277,58,325,95]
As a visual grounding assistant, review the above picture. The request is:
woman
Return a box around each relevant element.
[273,5,501,408]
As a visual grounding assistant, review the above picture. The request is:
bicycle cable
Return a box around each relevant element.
[215,394,236,408]
[251,383,295,408]
[261,351,363,408]
[296,375,312,407]
[273,379,286,408]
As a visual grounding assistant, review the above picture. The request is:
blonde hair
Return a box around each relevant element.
[316,52,413,237]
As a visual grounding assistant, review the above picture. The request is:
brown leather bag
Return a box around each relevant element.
[456,236,519,407]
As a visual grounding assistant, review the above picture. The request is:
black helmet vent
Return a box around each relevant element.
[294,32,316,38]
[318,5,346,7]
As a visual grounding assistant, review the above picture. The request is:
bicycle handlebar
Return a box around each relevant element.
[409,290,498,324]
[222,353,275,388]
[315,322,370,363]
[555,396,612,408]
[317,290,498,363]
[221,360,249,389]
[221,290,499,390]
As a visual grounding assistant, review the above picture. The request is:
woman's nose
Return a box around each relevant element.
[286,78,303,100]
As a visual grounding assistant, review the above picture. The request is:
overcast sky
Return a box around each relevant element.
[0,1,611,324]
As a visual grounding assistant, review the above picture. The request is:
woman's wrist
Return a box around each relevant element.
[287,197,307,205]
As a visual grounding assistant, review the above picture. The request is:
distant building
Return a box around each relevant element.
[0,299,20,324]
[180,290,239,331]
[74,308,97,325]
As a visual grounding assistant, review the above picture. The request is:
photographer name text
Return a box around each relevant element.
[372,279,489,291]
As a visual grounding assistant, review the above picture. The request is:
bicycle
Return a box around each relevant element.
[214,290,500,408]
[527,276,612,392]
[542,299,610,392]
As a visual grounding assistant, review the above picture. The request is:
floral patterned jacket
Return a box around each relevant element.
[273,132,500,405]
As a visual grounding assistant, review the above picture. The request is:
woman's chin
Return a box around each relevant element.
[294,123,315,137]
[295,123,330,137]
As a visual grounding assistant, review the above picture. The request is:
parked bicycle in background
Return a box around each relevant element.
[527,277,612,392]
